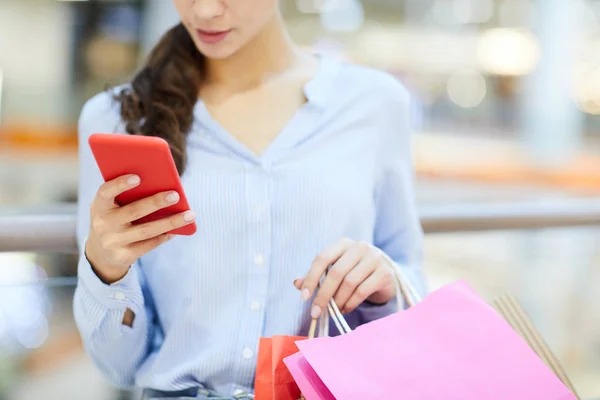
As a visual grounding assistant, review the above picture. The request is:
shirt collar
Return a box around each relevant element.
[303,55,341,109]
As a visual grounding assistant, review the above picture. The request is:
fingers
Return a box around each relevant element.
[87,174,195,273]
[129,232,175,258]
[308,240,370,319]
[333,254,379,313]
[293,277,304,290]
[93,174,141,212]
[121,210,196,244]
[103,233,175,268]
[342,267,390,314]
[297,240,396,319]
[113,190,181,225]
[301,237,353,302]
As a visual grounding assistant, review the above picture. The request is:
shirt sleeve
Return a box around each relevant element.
[351,77,427,326]
[72,91,157,388]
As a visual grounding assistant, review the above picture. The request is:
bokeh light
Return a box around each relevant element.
[572,63,600,115]
[477,28,540,76]
[447,69,487,108]
[15,312,49,350]
[0,254,50,352]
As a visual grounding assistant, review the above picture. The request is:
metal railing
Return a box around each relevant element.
[1,199,600,253]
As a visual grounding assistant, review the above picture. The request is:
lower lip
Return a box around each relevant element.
[196,30,231,45]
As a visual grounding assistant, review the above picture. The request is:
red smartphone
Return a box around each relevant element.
[88,133,197,236]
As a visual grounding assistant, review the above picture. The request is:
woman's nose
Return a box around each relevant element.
[192,0,225,21]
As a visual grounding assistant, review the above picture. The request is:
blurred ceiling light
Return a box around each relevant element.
[453,0,494,24]
[447,69,487,108]
[498,0,536,27]
[477,28,540,76]
[320,0,364,32]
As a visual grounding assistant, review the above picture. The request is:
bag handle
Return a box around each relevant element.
[379,249,422,309]
[308,249,422,338]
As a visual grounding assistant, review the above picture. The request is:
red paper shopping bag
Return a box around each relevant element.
[254,338,274,399]
[285,281,578,400]
[254,335,305,400]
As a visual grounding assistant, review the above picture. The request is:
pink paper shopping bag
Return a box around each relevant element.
[285,280,578,400]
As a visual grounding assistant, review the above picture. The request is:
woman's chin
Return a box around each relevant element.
[196,41,240,61]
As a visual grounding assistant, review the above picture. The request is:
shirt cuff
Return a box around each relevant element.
[77,248,144,312]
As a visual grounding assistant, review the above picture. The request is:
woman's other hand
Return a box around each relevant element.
[294,238,396,318]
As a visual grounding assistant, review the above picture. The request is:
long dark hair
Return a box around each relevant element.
[115,23,204,175]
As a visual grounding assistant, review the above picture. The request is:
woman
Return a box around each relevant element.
[73,0,425,399]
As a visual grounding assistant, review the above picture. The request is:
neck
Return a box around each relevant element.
[204,14,300,87]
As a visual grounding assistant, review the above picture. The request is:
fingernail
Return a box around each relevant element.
[166,234,175,241]
[301,288,311,301]
[183,211,196,222]
[311,305,321,319]
[128,175,140,185]
[166,192,180,203]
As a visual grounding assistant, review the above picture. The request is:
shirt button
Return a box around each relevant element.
[112,292,126,301]
[253,254,264,266]
[242,348,253,359]
[250,300,260,311]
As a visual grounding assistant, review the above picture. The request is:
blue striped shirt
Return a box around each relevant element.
[73,57,425,396]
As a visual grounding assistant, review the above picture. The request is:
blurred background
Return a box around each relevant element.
[0,0,599,399]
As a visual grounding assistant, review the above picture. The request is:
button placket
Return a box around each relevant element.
[253,253,264,267]
[233,165,272,381]
[242,348,253,359]
[250,300,261,311]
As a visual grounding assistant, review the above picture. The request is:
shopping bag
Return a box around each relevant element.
[254,335,305,400]
[284,351,335,400]
[254,338,274,399]
[493,294,579,395]
[284,262,579,400]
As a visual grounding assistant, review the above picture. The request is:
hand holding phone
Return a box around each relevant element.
[85,133,197,282]
[88,133,196,235]
[84,174,197,282]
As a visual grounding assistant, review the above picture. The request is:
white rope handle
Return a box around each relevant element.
[378,249,422,309]
[312,249,422,337]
